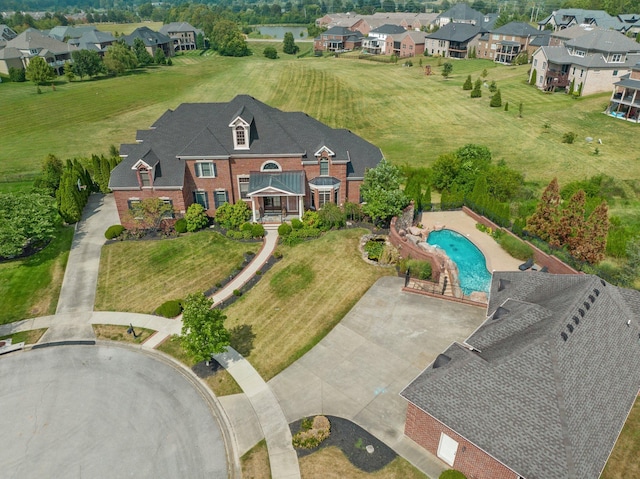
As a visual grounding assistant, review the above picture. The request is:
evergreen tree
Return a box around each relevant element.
[282,32,299,54]
[530,69,537,85]
[555,189,586,249]
[154,47,167,65]
[442,62,453,78]
[422,184,432,211]
[526,178,560,242]
[471,78,482,98]
[518,102,523,118]
[463,75,473,90]
[579,201,609,264]
[490,89,502,107]
[133,38,153,66]
[34,154,63,196]
[504,101,509,111]
[56,171,83,223]
[489,80,497,93]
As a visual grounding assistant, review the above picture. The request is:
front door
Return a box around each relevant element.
[263,196,281,211]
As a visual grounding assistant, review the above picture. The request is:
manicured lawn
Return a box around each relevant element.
[0,328,47,344]
[1,52,637,188]
[223,228,394,380]
[157,335,242,397]
[0,227,74,325]
[95,230,261,314]
[601,398,640,479]
[92,22,163,35]
[93,324,155,344]
[299,446,427,479]
[241,439,271,479]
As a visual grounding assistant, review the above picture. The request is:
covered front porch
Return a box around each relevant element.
[248,171,305,224]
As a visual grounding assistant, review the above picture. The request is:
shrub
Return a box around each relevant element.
[302,210,321,228]
[9,67,26,82]
[497,233,533,261]
[155,300,183,318]
[365,239,385,261]
[242,229,253,239]
[174,218,187,233]
[490,89,502,107]
[185,203,209,232]
[562,132,576,144]
[226,230,244,239]
[263,46,278,59]
[292,416,331,449]
[318,202,345,229]
[105,224,125,239]
[291,218,303,230]
[399,259,433,280]
[233,289,242,297]
[273,250,283,259]
[462,75,472,90]
[440,470,467,479]
[278,223,292,236]
[240,222,253,232]
[251,223,265,238]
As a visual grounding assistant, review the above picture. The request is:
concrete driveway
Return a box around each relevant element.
[269,276,487,476]
[0,344,229,479]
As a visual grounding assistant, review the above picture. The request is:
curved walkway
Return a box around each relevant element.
[1,195,300,479]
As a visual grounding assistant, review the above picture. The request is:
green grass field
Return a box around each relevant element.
[2,48,637,192]
[94,230,261,314]
[0,226,73,324]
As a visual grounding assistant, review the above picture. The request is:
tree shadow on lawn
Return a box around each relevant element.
[290,415,397,472]
[191,324,255,378]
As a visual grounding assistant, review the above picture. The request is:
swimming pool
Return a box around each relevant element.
[427,229,491,295]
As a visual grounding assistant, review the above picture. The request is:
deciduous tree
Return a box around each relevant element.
[71,49,104,80]
[104,41,138,75]
[25,57,55,90]
[181,292,230,361]
[442,62,452,78]
[360,159,410,226]
[133,38,153,66]
[127,197,174,232]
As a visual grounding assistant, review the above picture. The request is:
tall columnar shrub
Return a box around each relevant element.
[490,89,502,107]
[471,79,482,98]
[526,178,561,242]
[462,75,473,90]
[530,69,537,85]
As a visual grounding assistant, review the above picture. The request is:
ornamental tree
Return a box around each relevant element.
[126,197,174,232]
[181,292,230,361]
[360,159,410,226]
[282,32,299,54]
[578,200,609,264]
[442,62,453,78]
[526,178,561,242]
[25,57,55,90]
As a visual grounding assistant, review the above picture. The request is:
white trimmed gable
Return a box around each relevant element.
[131,159,153,170]
[228,116,251,150]
[314,145,335,157]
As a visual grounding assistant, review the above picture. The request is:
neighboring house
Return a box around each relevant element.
[606,61,640,123]
[476,21,540,63]
[314,26,363,53]
[394,30,426,58]
[618,13,640,34]
[0,28,77,75]
[537,8,626,31]
[68,29,116,56]
[47,25,97,42]
[317,13,437,35]
[121,26,173,58]
[425,22,483,58]
[159,22,202,51]
[548,24,603,46]
[108,95,383,227]
[401,271,640,479]
[435,3,497,28]
[530,29,640,95]
[362,24,405,55]
[0,24,17,41]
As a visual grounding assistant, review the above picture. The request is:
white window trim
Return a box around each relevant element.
[260,161,282,172]
[195,161,216,178]
[238,175,250,199]
[233,125,250,150]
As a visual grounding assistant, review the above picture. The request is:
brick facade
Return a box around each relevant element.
[405,403,520,479]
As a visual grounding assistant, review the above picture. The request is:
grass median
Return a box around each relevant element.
[223,228,394,381]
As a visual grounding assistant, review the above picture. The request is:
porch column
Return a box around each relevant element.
[252,197,257,223]
[298,195,303,220]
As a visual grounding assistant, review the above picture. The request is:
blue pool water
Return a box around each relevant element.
[427,229,491,295]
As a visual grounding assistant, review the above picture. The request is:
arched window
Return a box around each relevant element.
[235,126,246,146]
[261,161,281,172]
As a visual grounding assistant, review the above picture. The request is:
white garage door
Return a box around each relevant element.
[437,432,459,467]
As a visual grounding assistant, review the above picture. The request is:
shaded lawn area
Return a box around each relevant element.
[0,226,73,325]
[94,230,261,314]
[601,397,640,479]
[157,335,242,397]
[0,328,47,345]
[223,228,394,381]
[299,446,427,479]
[93,324,155,344]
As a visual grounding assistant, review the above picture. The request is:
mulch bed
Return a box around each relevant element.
[289,415,397,472]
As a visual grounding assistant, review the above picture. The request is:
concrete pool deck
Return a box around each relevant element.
[420,210,523,272]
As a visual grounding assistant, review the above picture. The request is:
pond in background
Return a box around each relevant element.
[427,229,491,295]
[257,25,309,39]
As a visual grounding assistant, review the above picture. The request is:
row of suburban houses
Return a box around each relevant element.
[0,22,202,76]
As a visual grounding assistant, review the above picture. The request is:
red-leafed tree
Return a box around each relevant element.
[526,178,561,242]
[577,200,609,263]
[555,189,586,250]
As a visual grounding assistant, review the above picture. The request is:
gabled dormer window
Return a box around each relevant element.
[139,168,151,187]
[229,113,251,150]
[610,53,623,63]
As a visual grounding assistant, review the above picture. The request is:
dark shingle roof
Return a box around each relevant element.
[438,3,484,22]
[402,272,640,479]
[492,21,540,37]
[370,24,406,34]
[426,22,482,42]
[566,29,640,53]
[122,26,171,48]
[110,95,382,189]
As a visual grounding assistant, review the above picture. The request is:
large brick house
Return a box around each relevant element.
[109,95,383,227]
[313,26,363,53]
[476,21,541,64]
[401,272,640,479]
